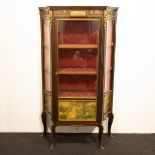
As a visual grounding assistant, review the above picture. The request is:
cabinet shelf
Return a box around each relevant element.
[58,44,98,49]
[58,68,97,75]
[58,90,96,99]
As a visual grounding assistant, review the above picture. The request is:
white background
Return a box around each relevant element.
[0,0,155,133]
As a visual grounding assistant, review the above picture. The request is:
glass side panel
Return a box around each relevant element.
[106,20,113,46]
[57,19,99,98]
[43,19,51,91]
[104,20,114,92]
[59,100,96,121]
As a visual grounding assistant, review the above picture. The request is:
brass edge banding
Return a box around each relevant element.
[86,10,103,17]
[40,10,52,18]
[104,90,113,96]
[70,10,86,16]
[40,10,53,30]
[49,17,53,30]
[43,90,52,96]
[54,10,69,17]
[53,9,103,17]
[104,8,117,27]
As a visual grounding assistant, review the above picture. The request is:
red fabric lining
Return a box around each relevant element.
[58,75,97,92]
[59,49,97,68]
[58,32,98,44]
[58,20,99,44]
[59,91,96,97]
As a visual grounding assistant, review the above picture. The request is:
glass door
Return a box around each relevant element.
[56,18,100,121]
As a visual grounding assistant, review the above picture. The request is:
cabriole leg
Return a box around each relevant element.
[50,124,56,150]
[98,124,104,150]
[108,113,114,137]
[41,111,47,136]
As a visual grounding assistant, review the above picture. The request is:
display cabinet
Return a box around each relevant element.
[39,6,118,149]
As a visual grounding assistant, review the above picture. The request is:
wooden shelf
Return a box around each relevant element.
[58,68,97,75]
[59,72,97,75]
[58,91,96,99]
[58,44,98,49]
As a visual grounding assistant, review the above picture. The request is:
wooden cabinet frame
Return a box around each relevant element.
[39,6,118,150]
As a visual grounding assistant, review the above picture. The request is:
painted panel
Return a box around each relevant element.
[59,100,96,121]
[103,91,112,119]
[44,93,52,113]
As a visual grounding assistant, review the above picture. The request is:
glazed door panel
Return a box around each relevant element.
[55,18,101,121]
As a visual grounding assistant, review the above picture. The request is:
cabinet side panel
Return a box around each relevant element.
[104,19,114,92]
[39,8,53,120]
[103,8,118,119]
[42,19,51,91]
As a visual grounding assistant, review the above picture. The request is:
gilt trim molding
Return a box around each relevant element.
[40,10,52,18]
[40,9,103,17]
[104,8,117,27]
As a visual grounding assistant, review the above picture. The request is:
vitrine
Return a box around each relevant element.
[39,6,118,149]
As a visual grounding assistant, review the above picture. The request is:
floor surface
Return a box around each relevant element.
[0,133,155,155]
